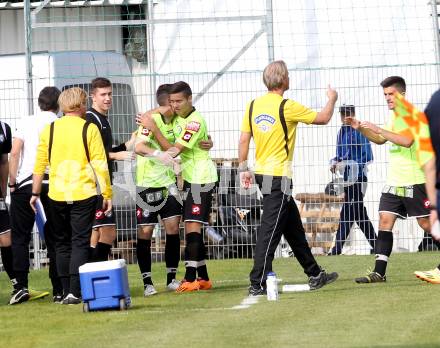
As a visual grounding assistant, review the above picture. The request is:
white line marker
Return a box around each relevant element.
[282,284,310,292]
[231,295,262,310]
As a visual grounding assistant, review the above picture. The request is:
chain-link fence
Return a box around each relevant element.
[1,0,440,269]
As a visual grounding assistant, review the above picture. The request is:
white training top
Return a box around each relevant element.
[13,111,58,185]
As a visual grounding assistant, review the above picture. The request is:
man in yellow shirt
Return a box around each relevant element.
[239,60,339,295]
[31,87,112,305]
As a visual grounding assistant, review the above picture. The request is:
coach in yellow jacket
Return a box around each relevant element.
[31,87,112,305]
[239,60,339,295]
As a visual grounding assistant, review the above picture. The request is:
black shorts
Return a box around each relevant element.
[379,183,430,218]
[182,181,216,225]
[136,186,182,226]
[92,195,116,228]
[0,198,10,235]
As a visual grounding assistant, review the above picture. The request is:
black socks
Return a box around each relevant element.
[165,234,180,284]
[137,239,153,286]
[373,230,393,277]
[0,246,16,284]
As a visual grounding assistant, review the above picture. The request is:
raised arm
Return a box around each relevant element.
[312,85,338,125]
[136,108,174,151]
[345,117,387,145]
[135,140,177,166]
[360,121,413,147]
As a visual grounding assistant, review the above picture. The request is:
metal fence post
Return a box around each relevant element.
[266,0,274,63]
[24,0,34,116]
[147,0,156,109]
[24,0,41,270]
[431,0,440,85]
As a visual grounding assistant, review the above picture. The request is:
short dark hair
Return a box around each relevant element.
[91,77,112,94]
[156,84,171,106]
[380,76,406,93]
[339,104,355,117]
[38,86,61,111]
[169,81,192,98]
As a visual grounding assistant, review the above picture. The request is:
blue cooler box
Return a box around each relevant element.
[79,259,131,312]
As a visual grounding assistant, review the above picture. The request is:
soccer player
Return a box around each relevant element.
[351,76,432,283]
[86,77,136,262]
[138,81,218,292]
[134,84,183,295]
[31,87,112,304]
[239,60,339,296]
[8,87,62,304]
[328,104,376,255]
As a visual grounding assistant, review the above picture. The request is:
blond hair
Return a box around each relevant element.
[263,60,289,91]
[58,87,87,114]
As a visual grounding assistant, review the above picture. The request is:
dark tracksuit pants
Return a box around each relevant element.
[10,183,61,293]
[49,195,97,297]
[330,181,376,255]
[250,175,321,288]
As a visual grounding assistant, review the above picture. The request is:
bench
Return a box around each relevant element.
[295,193,344,254]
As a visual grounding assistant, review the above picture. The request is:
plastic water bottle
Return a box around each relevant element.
[266,272,279,301]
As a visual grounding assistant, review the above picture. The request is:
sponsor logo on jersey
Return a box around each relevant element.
[191,204,201,215]
[141,127,150,136]
[95,210,104,220]
[182,131,193,142]
[143,209,150,217]
[424,199,431,208]
[136,208,142,218]
[255,114,276,132]
[185,121,201,132]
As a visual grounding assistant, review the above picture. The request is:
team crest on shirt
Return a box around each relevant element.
[141,127,150,136]
[185,121,201,132]
[175,124,182,136]
[255,114,276,132]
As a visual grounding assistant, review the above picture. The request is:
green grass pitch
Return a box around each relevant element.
[1,253,440,348]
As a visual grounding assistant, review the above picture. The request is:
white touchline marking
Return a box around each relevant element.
[105,294,263,315]
[231,295,262,310]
